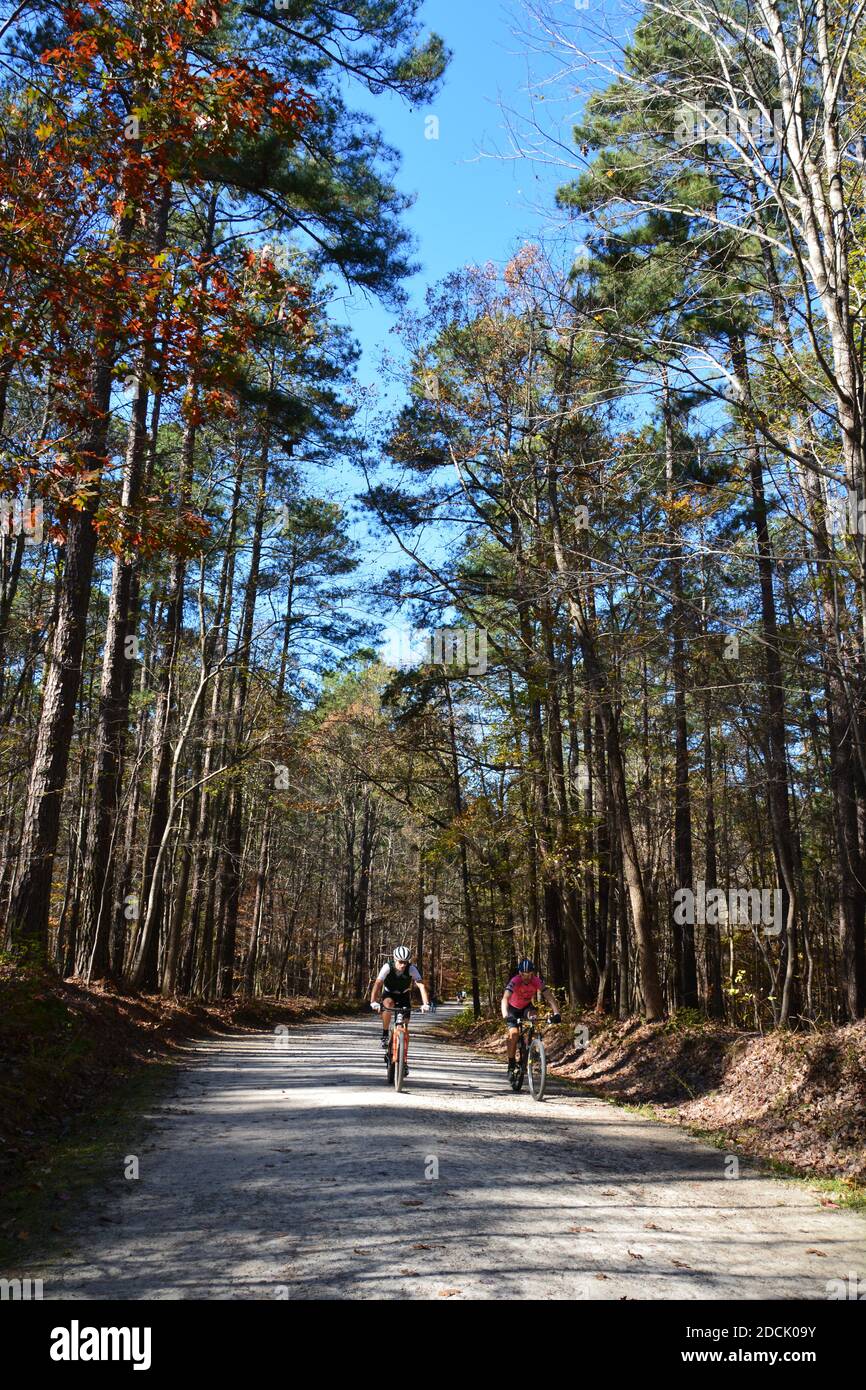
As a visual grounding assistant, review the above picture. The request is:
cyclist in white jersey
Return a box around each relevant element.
[371,946,430,1077]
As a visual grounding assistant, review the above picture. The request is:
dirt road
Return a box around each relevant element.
[31,1004,866,1300]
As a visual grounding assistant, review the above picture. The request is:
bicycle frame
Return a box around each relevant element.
[385,1006,410,1090]
[509,1009,547,1100]
[388,1007,409,1050]
[516,1011,536,1065]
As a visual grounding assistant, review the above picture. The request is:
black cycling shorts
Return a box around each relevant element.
[505,1004,535,1029]
[382,990,411,1016]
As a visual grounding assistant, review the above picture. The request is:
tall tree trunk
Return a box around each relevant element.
[6,362,113,951]
[217,401,272,1000]
[546,449,665,1020]
[662,373,698,1007]
[730,333,800,1025]
[79,188,171,981]
[443,675,481,1016]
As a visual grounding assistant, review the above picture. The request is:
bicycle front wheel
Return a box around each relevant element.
[393,1028,406,1092]
[528,1038,547,1100]
[510,1041,526,1092]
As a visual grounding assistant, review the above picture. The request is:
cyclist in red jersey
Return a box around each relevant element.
[501,957,561,1077]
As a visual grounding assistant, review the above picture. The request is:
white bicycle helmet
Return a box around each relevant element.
[393,945,411,962]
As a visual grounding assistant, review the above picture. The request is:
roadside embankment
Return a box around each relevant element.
[0,962,361,1259]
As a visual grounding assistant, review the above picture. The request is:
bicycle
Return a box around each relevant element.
[384,1005,410,1092]
[508,1009,547,1101]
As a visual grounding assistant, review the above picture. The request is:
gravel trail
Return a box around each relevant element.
[31,1003,866,1300]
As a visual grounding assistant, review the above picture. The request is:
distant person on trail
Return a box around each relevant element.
[370,946,430,1078]
[501,959,561,1077]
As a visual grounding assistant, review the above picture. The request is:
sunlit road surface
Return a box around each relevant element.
[30,1003,866,1300]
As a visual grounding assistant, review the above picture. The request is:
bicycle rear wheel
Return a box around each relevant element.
[393,1029,406,1092]
[528,1037,546,1100]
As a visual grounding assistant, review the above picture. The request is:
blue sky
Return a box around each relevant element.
[314,0,600,657]
[336,0,579,388]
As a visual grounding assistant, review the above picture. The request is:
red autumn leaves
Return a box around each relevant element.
[1,0,316,548]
